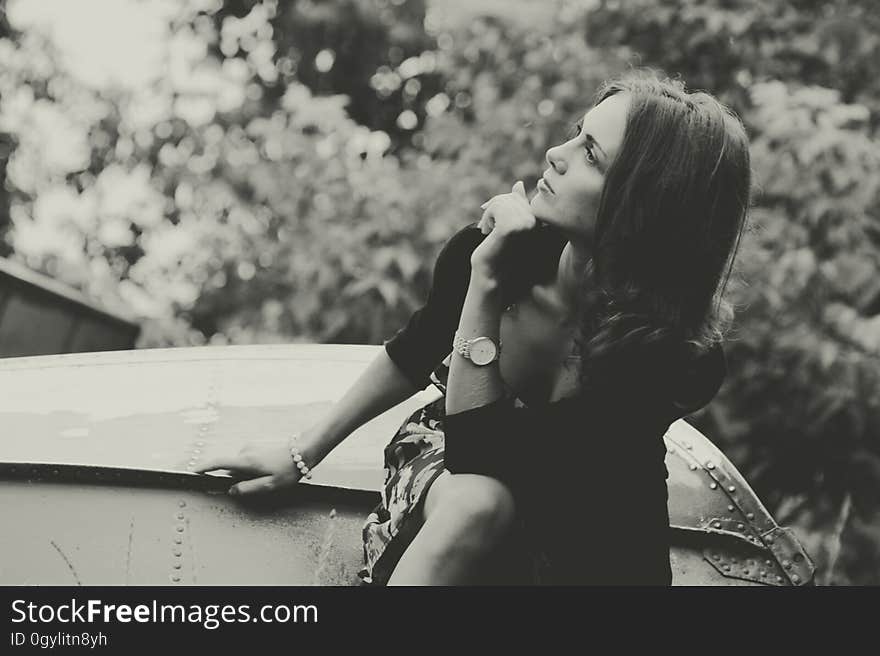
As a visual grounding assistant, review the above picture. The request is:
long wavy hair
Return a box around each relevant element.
[577,70,751,398]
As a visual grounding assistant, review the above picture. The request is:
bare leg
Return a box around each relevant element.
[387,470,515,585]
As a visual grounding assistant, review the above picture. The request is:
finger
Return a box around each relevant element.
[193,452,263,476]
[228,474,281,496]
[480,193,506,211]
[479,208,494,234]
[513,180,527,200]
[192,453,243,474]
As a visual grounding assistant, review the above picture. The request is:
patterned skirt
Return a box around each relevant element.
[359,395,540,585]
[359,396,448,585]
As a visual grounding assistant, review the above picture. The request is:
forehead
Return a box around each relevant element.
[581,92,630,160]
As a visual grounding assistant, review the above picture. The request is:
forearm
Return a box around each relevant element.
[305,348,419,462]
[445,272,507,415]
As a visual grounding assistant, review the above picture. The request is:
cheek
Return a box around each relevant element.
[576,168,605,200]
[563,171,603,216]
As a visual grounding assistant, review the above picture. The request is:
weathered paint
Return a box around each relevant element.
[0,345,814,585]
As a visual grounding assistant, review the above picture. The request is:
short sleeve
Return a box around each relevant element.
[384,224,486,390]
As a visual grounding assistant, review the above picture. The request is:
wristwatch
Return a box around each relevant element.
[453,332,501,366]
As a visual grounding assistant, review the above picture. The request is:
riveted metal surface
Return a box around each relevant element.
[664,422,777,538]
[758,526,815,586]
[0,473,373,585]
[0,344,814,585]
[664,422,815,585]
[701,543,790,586]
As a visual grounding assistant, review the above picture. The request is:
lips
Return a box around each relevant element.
[540,173,555,194]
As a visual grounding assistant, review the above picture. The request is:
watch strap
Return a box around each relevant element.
[453,332,500,364]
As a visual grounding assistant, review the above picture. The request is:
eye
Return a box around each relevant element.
[583,143,597,164]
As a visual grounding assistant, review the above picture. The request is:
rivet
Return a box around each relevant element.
[783,560,792,569]
[192,449,201,455]
[713,521,722,529]
[668,448,676,454]
[689,464,697,471]
[706,462,715,470]
[171,575,181,583]
[746,512,755,520]
[792,574,801,583]
[776,575,784,584]
[765,536,775,544]
[173,550,182,557]
[722,564,730,572]
[712,554,720,561]
[765,560,772,567]
[174,537,183,545]
[710,483,718,490]
[685,443,693,450]
[173,563,182,570]
[176,513,185,520]
[759,570,766,577]
[727,505,735,512]
[176,526,185,533]
[196,441,205,447]
[737,523,745,531]
[727,485,736,493]
[743,570,750,576]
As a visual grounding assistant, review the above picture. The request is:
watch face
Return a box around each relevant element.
[469,338,497,366]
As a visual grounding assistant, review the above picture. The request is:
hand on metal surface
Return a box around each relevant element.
[193,436,317,495]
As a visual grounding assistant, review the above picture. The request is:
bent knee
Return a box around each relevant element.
[426,472,516,535]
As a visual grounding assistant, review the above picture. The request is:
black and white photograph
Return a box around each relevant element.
[0,0,877,627]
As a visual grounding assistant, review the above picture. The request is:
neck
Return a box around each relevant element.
[556,239,592,309]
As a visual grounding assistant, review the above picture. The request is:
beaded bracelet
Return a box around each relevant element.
[289,438,313,480]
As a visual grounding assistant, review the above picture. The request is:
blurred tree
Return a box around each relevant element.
[207,0,443,149]
[0,9,20,257]
[585,0,880,111]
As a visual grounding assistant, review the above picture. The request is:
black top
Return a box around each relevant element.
[384,223,727,585]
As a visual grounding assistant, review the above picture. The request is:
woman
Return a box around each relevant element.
[196,69,751,585]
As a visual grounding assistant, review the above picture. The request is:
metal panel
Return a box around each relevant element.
[0,466,371,585]
[0,344,814,585]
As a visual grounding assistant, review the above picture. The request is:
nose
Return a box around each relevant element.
[545,143,566,174]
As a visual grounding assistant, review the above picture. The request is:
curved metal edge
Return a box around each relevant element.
[0,343,383,371]
[0,462,381,508]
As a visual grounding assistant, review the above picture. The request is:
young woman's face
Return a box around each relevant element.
[530,92,630,240]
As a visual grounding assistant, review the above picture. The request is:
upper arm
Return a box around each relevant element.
[383,224,486,389]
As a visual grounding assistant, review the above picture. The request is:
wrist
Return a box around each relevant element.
[467,266,504,302]
[291,428,329,469]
